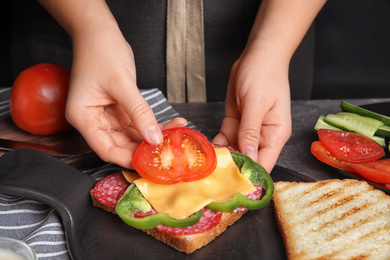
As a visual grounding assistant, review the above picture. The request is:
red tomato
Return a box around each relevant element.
[350,159,390,183]
[311,141,355,172]
[132,127,217,184]
[317,129,385,163]
[10,63,72,135]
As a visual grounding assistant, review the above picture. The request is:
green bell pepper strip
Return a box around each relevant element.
[115,184,203,229]
[206,151,274,212]
[115,150,274,229]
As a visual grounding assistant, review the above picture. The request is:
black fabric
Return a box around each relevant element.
[203,0,259,101]
[106,1,168,94]
[9,0,314,101]
[312,0,390,99]
[10,0,73,74]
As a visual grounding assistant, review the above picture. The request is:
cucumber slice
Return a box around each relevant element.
[314,115,341,131]
[371,135,386,148]
[323,113,380,137]
[341,101,390,126]
[376,125,390,138]
[337,112,384,128]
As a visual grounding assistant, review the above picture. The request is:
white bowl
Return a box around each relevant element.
[0,237,36,260]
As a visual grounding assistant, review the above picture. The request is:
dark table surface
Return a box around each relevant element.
[173,98,390,181]
[1,92,389,260]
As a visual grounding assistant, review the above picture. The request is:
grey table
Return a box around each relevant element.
[173,98,390,181]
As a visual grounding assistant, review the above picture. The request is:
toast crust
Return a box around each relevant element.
[90,190,248,254]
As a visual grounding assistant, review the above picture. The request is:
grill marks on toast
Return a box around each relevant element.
[273,179,390,260]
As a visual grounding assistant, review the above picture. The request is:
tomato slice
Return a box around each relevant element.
[132,127,217,184]
[317,129,385,163]
[311,141,355,172]
[350,159,390,183]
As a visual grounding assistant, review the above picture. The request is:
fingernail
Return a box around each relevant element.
[243,146,258,161]
[147,125,163,145]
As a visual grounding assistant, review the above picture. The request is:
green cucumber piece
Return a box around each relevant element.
[323,112,380,137]
[371,135,386,148]
[337,112,384,128]
[314,115,341,131]
[341,101,390,126]
[376,125,390,138]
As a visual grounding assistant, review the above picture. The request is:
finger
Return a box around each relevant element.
[129,117,188,132]
[92,134,135,168]
[107,117,188,167]
[237,98,266,162]
[67,99,141,168]
[257,123,291,173]
[161,117,188,130]
[257,143,282,174]
[211,133,228,146]
[78,116,137,168]
[212,117,240,147]
[212,77,241,147]
[111,83,163,146]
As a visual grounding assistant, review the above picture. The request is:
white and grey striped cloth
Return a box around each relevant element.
[0,87,193,259]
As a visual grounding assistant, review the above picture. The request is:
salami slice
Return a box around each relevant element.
[93,172,130,207]
[155,209,222,235]
[234,185,263,213]
[246,185,263,200]
[132,209,158,218]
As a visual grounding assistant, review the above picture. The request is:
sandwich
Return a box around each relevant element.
[90,127,274,254]
[272,179,390,260]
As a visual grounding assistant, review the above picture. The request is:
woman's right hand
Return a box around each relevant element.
[67,24,167,168]
[37,0,166,168]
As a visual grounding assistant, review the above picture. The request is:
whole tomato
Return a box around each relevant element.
[10,63,73,135]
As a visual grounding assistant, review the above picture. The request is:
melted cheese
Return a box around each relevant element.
[134,147,255,219]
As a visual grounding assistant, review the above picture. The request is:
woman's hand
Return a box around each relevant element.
[213,46,292,173]
[66,30,188,168]
[213,0,326,173]
[64,25,164,168]
[38,0,187,168]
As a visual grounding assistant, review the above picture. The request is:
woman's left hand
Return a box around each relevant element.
[212,46,292,173]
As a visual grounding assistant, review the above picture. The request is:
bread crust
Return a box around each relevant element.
[91,190,248,254]
[142,210,247,253]
[90,190,116,214]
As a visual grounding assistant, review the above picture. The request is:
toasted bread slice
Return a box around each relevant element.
[90,190,248,254]
[272,179,390,260]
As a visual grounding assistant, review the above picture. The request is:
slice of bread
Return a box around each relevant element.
[90,190,248,254]
[272,179,390,260]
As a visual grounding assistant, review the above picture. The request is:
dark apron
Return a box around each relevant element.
[10,0,313,101]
